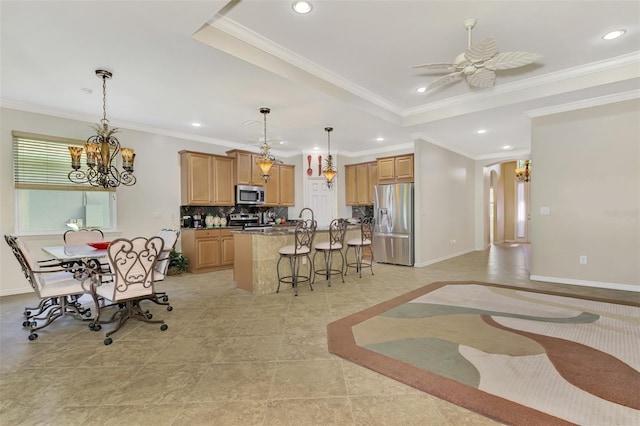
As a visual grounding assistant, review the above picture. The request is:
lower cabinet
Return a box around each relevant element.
[181,228,235,273]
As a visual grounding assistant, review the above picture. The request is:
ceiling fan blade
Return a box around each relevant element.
[484,51,543,70]
[410,62,458,70]
[466,68,496,88]
[427,71,463,89]
[465,36,498,63]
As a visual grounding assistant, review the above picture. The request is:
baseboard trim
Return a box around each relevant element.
[530,275,639,293]
[0,288,32,297]
[414,249,476,268]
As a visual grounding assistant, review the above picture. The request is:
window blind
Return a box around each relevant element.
[12,131,111,192]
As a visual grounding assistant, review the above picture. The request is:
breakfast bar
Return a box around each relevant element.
[233,225,360,294]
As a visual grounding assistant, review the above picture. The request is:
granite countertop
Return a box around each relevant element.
[181,226,242,230]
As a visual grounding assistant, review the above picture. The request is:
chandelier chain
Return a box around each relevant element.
[101,74,108,127]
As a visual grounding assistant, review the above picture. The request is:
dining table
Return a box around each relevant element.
[41,244,108,262]
[41,243,109,280]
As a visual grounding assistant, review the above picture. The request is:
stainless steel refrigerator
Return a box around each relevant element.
[373,183,414,266]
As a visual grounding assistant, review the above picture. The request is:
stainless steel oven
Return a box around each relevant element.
[235,185,265,205]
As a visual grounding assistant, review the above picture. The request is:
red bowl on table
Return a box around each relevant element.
[87,241,110,250]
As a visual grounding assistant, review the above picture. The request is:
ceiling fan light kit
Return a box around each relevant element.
[412,17,543,89]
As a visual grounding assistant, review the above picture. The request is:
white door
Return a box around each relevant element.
[306,178,335,228]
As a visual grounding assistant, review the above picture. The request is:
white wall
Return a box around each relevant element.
[529,98,640,290]
[414,139,476,266]
[1,108,238,295]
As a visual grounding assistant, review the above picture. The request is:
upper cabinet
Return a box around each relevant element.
[226,149,265,186]
[180,151,234,206]
[264,164,295,207]
[278,164,295,206]
[345,161,377,206]
[377,154,414,183]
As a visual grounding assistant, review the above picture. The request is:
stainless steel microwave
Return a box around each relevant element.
[235,185,265,205]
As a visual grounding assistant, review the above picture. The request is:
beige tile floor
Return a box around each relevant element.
[1,244,636,425]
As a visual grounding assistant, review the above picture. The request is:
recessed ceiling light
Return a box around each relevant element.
[416,87,426,93]
[292,1,312,14]
[191,122,202,127]
[502,145,513,150]
[80,88,92,94]
[376,137,384,142]
[279,140,284,145]
[603,29,626,40]
[313,146,319,151]
[477,129,487,134]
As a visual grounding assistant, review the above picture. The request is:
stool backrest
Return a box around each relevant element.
[295,219,317,253]
[328,218,348,248]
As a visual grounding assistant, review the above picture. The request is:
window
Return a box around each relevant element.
[13,131,117,234]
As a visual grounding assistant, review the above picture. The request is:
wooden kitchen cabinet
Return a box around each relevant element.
[213,156,234,205]
[226,149,265,186]
[345,165,357,205]
[180,151,234,206]
[356,163,369,205]
[264,164,295,206]
[345,161,376,206]
[368,161,378,203]
[377,154,414,183]
[278,164,295,206]
[181,228,235,273]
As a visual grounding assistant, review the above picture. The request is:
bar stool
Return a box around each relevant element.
[277,219,317,296]
[345,217,374,278]
[312,218,347,287]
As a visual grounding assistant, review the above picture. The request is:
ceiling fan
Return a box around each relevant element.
[411,18,543,89]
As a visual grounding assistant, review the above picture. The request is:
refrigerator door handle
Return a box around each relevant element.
[375,233,409,239]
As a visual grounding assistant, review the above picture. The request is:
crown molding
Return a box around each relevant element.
[338,142,415,158]
[0,99,245,150]
[525,89,640,118]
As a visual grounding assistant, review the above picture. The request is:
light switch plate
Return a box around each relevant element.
[540,207,551,215]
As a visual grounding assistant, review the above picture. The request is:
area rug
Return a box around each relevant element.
[327,281,640,425]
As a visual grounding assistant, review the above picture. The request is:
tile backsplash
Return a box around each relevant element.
[180,206,288,221]
[352,205,373,219]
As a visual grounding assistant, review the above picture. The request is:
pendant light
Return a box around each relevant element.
[68,69,136,189]
[322,126,337,188]
[255,107,275,183]
[515,160,531,182]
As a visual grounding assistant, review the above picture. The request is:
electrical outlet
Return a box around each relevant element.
[579,255,587,265]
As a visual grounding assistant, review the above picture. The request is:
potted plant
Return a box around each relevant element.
[168,249,189,275]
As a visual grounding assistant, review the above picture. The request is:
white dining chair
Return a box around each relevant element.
[5,235,92,341]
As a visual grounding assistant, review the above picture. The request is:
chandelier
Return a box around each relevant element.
[255,107,275,183]
[515,160,531,183]
[322,126,337,188]
[68,69,136,189]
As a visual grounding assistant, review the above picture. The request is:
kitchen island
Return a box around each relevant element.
[233,225,360,294]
